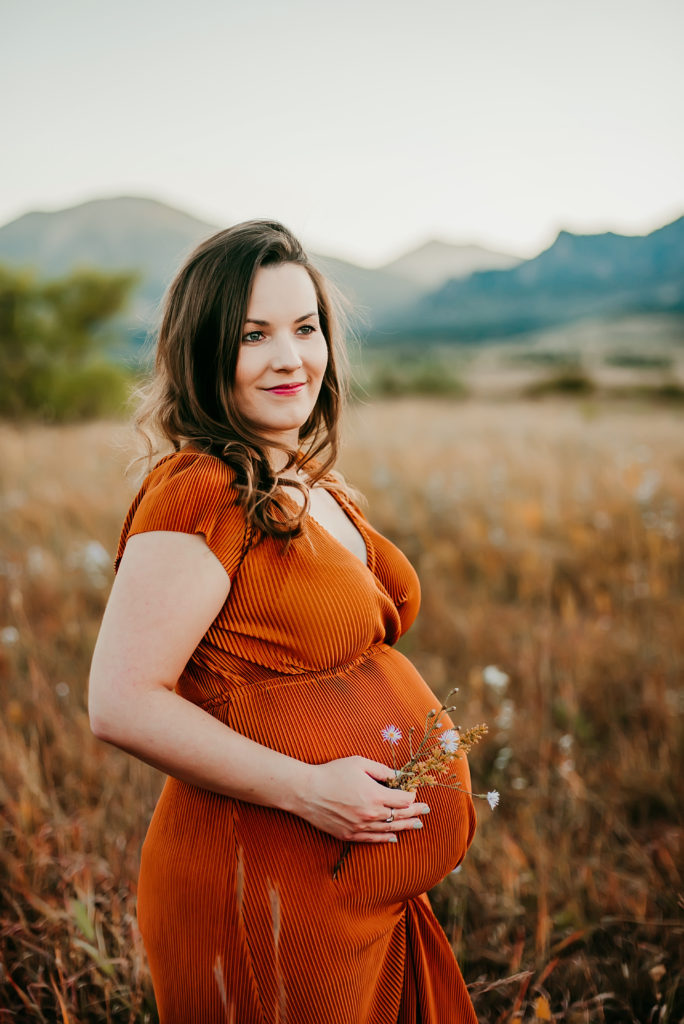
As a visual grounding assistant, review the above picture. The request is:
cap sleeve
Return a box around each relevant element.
[114,451,248,579]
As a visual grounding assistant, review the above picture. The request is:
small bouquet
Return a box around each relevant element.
[332,687,498,880]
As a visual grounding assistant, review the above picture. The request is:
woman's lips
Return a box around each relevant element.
[265,383,306,395]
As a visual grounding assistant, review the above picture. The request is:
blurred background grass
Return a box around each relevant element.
[1,394,682,1022]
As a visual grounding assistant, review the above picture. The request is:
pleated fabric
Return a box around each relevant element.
[115,449,478,1024]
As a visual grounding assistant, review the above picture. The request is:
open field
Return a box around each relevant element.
[354,314,684,401]
[1,397,683,1022]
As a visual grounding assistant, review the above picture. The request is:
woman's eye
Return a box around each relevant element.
[242,325,315,343]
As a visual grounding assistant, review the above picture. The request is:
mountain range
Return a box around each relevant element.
[376,216,684,342]
[0,195,681,347]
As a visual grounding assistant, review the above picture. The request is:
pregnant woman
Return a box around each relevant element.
[88,220,478,1023]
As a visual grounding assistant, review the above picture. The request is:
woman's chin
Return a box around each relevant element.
[247,411,317,443]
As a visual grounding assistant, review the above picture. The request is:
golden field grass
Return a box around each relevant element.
[1,396,682,1023]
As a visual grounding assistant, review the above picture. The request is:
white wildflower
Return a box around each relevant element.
[486,790,500,810]
[483,665,510,692]
[80,540,110,574]
[634,469,660,504]
[1,626,19,646]
[381,725,402,746]
[495,699,515,731]
[438,729,460,754]
[494,746,512,771]
[67,540,111,587]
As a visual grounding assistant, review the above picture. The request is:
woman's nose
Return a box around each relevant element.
[270,333,303,370]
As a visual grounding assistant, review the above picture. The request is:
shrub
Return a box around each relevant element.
[604,351,673,369]
[0,264,139,420]
[354,355,469,399]
[523,366,596,397]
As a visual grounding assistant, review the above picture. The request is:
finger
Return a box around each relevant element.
[347,831,399,844]
[382,801,431,821]
[357,761,419,806]
[362,801,430,833]
[364,817,426,835]
[378,789,417,810]
[360,758,398,782]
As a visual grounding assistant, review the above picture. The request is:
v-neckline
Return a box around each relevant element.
[284,483,373,571]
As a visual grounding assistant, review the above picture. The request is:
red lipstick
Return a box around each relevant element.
[266,383,305,395]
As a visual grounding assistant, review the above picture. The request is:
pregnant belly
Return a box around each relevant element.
[214,645,478,906]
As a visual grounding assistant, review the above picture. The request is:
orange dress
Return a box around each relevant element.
[115,449,478,1024]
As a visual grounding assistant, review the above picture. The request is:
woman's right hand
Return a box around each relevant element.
[296,756,431,843]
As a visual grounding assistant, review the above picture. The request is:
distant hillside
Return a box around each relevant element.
[378,239,522,290]
[0,196,427,344]
[307,253,424,327]
[0,197,216,317]
[1,196,681,349]
[374,216,684,342]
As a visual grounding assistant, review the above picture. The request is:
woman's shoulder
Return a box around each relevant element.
[142,446,238,495]
[126,446,242,533]
[115,447,246,575]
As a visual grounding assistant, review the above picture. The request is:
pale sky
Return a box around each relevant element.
[3,0,683,266]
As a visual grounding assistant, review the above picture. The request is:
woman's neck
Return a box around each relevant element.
[267,444,307,483]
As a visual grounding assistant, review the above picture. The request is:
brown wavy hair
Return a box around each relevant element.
[132,219,356,542]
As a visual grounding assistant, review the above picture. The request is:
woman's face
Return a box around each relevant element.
[233,263,329,450]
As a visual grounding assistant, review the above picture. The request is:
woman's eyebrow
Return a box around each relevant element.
[245,311,319,326]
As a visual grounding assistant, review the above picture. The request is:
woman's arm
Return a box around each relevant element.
[88,531,426,842]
